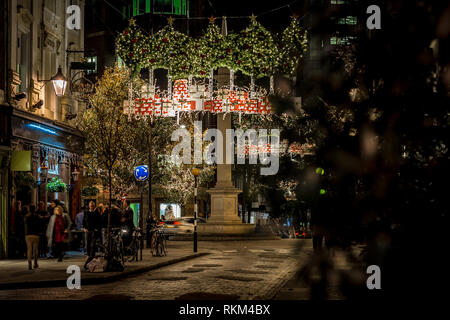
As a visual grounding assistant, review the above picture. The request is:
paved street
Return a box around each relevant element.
[0,239,313,300]
[0,246,206,290]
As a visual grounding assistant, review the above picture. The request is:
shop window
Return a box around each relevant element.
[130,202,141,227]
[160,203,181,219]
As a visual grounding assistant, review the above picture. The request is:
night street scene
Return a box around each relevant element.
[0,0,448,315]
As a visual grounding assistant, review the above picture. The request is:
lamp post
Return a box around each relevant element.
[51,67,68,97]
[39,66,68,97]
[71,167,80,182]
[191,167,200,253]
[40,163,48,205]
[71,167,80,219]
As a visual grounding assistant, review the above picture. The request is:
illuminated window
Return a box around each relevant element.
[330,0,347,4]
[129,0,189,17]
[86,56,97,74]
[117,56,125,69]
[330,36,356,45]
[338,16,357,25]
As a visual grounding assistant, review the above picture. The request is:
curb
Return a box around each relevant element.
[170,235,281,241]
[0,252,209,291]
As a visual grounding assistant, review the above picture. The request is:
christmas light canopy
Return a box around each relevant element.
[117,16,309,119]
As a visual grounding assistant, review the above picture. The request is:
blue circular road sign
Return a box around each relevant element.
[134,165,149,181]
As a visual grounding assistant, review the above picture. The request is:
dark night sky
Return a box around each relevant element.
[202,0,305,33]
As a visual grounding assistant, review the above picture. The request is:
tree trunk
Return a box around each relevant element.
[107,167,112,246]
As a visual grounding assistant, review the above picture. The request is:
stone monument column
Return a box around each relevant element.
[198,68,255,235]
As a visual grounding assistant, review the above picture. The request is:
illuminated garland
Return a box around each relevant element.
[195,19,239,76]
[116,19,148,73]
[147,25,193,79]
[116,17,308,80]
[279,17,308,77]
[236,15,280,78]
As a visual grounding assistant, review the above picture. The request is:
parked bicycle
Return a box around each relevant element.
[97,227,126,266]
[150,225,167,257]
[124,227,144,262]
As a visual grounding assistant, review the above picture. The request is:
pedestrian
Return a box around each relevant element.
[83,201,103,270]
[75,206,86,253]
[46,206,71,262]
[36,201,49,257]
[146,215,156,248]
[97,203,108,244]
[75,207,85,231]
[24,205,41,270]
[14,200,26,257]
[47,200,57,216]
[121,200,135,246]
[110,205,122,228]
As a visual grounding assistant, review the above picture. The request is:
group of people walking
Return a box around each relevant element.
[75,200,135,270]
[14,200,71,270]
[14,199,137,270]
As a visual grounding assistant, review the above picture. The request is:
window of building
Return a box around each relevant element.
[330,0,347,4]
[338,16,357,25]
[330,36,356,45]
[117,56,125,69]
[17,33,30,94]
[128,0,189,17]
[86,56,97,74]
[153,0,172,14]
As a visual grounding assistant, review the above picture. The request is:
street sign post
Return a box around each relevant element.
[134,165,149,182]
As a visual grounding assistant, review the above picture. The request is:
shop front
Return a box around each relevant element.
[7,108,83,257]
[0,106,11,259]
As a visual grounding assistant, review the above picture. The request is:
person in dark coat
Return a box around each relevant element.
[146,215,156,248]
[14,201,25,257]
[36,201,49,257]
[83,201,103,269]
[121,200,135,246]
[24,205,41,270]
[110,205,123,228]
[47,200,57,216]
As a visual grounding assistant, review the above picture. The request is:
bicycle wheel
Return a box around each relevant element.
[151,234,157,256]
[127,240,137,262]
[161,235,168,256]
[139,235,143,261]
[157,236,164,257]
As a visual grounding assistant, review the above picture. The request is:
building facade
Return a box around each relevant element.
[0,0,86,258]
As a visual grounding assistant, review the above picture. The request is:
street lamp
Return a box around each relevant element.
[37,163,49,203]
[71,167,80,182]
[38,66,68,97]
[191,167,200,253]
[40,163,48,178]
[51,67,68,97]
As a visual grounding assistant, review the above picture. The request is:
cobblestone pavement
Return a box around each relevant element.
[0,240,312,300]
